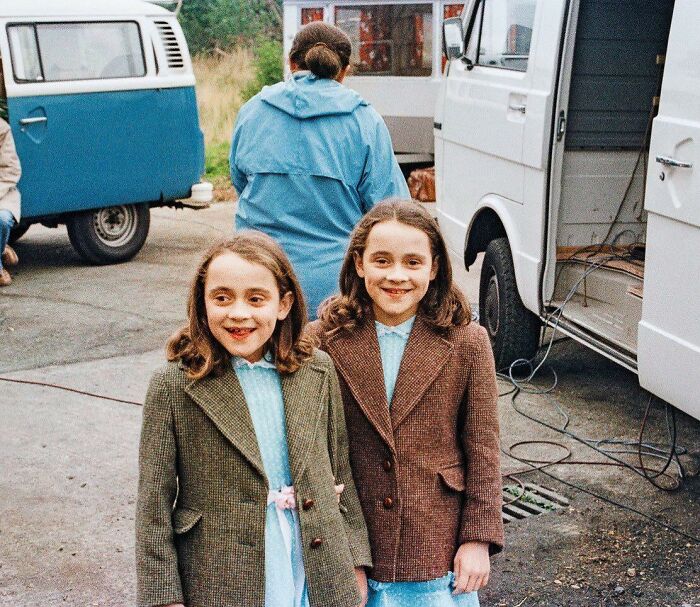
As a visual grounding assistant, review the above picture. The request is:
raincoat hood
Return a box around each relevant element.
[260,72,367,119]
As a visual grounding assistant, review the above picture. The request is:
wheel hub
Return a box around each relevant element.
[485,272,500,336]
[93,206,137,247]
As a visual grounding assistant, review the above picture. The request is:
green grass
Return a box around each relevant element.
[204,140,230,183]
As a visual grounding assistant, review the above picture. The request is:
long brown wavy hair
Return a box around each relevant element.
[167,232,314,379]
[318,198,471,334]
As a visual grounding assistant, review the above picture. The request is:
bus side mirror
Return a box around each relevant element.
[443,17,465,60]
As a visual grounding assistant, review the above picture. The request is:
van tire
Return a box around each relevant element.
[66,204,150,265]
[479,237,540,370]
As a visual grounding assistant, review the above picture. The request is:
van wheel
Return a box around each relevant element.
[479,237,540,370]
[8,223,30,244]
[66,204,150,265]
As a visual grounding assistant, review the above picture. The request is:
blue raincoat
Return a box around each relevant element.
[230,72,409,318]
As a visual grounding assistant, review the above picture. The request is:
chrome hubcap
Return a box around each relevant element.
[93,206,137,247]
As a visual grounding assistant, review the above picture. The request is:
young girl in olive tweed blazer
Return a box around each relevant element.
[309,200,504,607]
[136,232,371,607]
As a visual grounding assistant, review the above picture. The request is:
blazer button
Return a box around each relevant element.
[382,459,392,472]
[302,498,315,511]
[383,497,394,509]
[310,537,323,549]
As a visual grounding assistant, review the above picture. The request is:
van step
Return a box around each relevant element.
[551,257,644,355]
[627,284,644,299]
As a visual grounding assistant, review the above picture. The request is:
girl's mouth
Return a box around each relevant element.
[226,327,255,340]
[382,287,411,298]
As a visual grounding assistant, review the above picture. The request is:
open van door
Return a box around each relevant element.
[437,0,570,314]
[638,0,700,420]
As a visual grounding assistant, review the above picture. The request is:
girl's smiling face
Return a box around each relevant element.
[204,251,293,362]
[355,219,438,326]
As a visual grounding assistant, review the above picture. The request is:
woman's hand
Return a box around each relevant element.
[354,567,368,607]
[452,541,490,594]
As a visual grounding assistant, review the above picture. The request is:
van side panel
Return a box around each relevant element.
[10,86,203,219]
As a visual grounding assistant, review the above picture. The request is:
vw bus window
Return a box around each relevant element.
[335,4,433,76]
[301,8,324,25]
[8,22,146,82]
[469,0,535,71]
[7,25,42,81]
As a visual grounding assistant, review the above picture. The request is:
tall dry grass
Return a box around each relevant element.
[193,47,255,148]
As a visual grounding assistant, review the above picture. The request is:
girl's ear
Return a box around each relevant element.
[336,65,351,83]
[354,251,366,278]
[430,256,439,280]
[278,291,294,320]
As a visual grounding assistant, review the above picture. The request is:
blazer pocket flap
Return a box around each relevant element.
[438,464,466,492]
[172,507,202,534]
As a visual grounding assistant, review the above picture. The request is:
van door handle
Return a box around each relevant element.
[655,155,692,168]
[19,116,48,125]
[508,103,527,114]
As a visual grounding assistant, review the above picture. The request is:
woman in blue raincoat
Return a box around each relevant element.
[229,22,409,319]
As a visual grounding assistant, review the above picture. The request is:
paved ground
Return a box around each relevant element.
[1,202,699,606]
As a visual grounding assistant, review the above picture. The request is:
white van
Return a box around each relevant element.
[435,0,700,421]
[283,0,465,164]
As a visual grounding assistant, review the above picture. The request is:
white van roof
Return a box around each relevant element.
[0,0,171,18]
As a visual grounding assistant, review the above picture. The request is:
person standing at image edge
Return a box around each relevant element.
[0,117,21,287]
[229,22,409,319]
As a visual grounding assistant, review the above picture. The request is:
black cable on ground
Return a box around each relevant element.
[504,444,700,544]
[0,376,143,407]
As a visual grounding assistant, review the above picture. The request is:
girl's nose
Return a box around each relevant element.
[386,266,409,282]
[226,301,251,319]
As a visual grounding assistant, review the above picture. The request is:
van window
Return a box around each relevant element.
[466,0,535,72]
[7,25,42,81]
[301,8,324,25]
[335,4,433,76]
[8,21,146,82]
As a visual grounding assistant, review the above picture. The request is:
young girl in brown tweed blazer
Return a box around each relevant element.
[309,199,504,607]
[136,232,371,607]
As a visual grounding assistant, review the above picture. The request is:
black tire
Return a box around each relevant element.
[479,237,541,370]
[8,223,30,244]
[66,204,150,265]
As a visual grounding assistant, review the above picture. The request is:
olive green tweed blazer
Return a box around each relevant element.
[135,349,372,607]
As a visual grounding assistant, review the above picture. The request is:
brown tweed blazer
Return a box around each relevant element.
[135,349,372,607]
[307,314,504,582]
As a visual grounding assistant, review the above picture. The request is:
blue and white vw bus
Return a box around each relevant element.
[0,0,211,264]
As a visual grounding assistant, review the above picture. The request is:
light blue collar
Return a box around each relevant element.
[375,316,416,340]
[232,351,276,370]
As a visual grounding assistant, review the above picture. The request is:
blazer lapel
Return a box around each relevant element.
[281,361,328,480]
[390,316,453,429]
[325,320,396,453]
[184,366,265,477]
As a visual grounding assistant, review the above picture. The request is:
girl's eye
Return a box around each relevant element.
[249,296,265,304]
[374,258,389,265]
[407,259,423,267]
[214,294,230,303]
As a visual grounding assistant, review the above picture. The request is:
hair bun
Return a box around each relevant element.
[304,42,342,79]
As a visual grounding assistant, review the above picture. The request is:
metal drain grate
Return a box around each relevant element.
[501,483,569,523]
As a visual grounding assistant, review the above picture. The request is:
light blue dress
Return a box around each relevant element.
[371,318,480,607]
[233,355,310,607]
[230,72,409,318]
